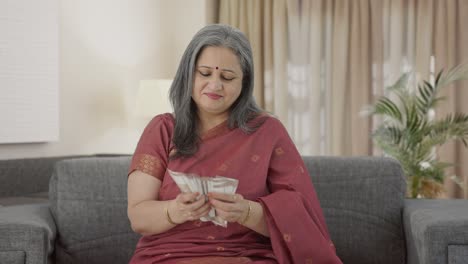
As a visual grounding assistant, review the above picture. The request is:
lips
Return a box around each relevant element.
[205,93,223,100]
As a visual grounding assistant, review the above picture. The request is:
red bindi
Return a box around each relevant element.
[215,66,219,70]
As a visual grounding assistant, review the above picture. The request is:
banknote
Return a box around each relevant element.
[167,169,239,227]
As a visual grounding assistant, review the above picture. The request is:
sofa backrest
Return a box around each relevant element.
[0,154,128,198]
[305,156,406,264]
[49,156,406,264]
[0,156,86,198]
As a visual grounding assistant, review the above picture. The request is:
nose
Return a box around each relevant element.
[207,79,222,91]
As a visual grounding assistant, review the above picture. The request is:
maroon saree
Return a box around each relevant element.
[128,113,342,264]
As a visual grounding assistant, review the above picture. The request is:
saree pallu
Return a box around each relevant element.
[128,113,342,264]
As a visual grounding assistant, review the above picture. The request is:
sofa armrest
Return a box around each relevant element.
[0,203,56,264]
[404,199,468,264]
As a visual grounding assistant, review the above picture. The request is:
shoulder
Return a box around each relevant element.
[256,113,287,131]
[249,113,290,139]
[144,113,175,133]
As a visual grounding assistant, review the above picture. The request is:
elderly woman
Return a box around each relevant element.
[127,24,342,264]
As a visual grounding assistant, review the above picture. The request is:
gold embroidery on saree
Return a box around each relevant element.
[133,154,164,179]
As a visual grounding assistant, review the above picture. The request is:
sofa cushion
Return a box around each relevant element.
[0,203,55,264]
[303,156,406,264]
[49,157,139,264]
[0,154,129,199]
[404,199,468,264]
[0,192,48,207]
[448,245,468,264]
[0,156,86,198]
[0,250,25,264]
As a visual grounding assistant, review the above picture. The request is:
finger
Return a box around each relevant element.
[200,206,213,218]
[208,192,243,203]
[208,192,236,202]
[210,198,241,212]
[214,208,238,222]
[178,192,200,203]
[177,196,205,216]
[214,208,228,219]
[192,202,212,218]
[184,197,207,212]
[186,211,196,221]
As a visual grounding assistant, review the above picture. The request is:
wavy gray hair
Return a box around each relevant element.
[169,24,263,158]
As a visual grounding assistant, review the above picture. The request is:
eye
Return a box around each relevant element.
[198,70,211,77]
[222,75,235,81]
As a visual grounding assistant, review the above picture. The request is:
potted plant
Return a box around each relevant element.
[364,64,468,198]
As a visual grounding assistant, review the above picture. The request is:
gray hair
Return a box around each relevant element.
[169,24,264,158]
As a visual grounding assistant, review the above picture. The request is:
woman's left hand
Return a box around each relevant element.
[207,192,249,223]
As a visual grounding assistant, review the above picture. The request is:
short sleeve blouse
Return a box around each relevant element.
[128,113,175,180]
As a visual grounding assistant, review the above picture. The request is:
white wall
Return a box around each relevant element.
[0,0,209,159]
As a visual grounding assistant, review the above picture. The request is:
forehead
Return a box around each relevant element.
[196,46,241,70]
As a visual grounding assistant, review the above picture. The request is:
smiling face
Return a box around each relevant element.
[191,46,243,122]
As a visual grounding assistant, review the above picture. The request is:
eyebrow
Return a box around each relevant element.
[198,65,237,74]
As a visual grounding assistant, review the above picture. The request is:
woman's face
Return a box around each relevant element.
[192,46,243,120]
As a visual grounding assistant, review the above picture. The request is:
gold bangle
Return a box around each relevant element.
[239,201,251,225]
[165,207,177,225]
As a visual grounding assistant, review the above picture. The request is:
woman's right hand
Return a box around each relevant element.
[167,192,212,224]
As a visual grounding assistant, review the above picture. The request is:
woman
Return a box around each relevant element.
[127,24,342,264]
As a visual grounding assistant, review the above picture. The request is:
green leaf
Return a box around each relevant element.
[388,72,410,90]
[373,97,403,123]
[367,63,468,198]
[434,70,443,86]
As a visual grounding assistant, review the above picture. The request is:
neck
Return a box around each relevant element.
[197,111,229,134]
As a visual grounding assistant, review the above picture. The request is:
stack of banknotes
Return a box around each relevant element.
[168,170,239,227]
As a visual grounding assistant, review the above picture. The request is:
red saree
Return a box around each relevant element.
[128,113,342,264]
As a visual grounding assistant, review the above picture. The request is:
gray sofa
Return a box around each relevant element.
[1,156,467,264]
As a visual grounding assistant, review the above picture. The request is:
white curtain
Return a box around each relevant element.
[218,0,468,198]
[281,0,373,156]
